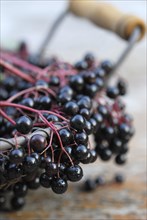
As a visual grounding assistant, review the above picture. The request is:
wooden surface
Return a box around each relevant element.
[0,1,146,220]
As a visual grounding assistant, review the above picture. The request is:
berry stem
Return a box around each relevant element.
[0,59,35,83]
[0,109,16,125]
[7,86,55,102]
[1,51,42,74]
[0,101,68,122]
[0,127,51,151]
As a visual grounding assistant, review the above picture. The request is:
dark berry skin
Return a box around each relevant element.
[66,165,83,182]
[79,108,91,120]
[27,176,40,189]
[35,80,48,87]
[16,116,33,134]
[80,150,92,164]
[89,118,98,133]
[115,154,127,165]
[110,138,122,153]
[84,53,95,67]
[74,144,88,160]
[97,105,108,118]
[3,76,16,91]
[117,79,127,95]
[9,149,24,164]
[106,87,119,99]
[114,173,125,183]
[93,113,103,125]
[59,128,72,145]
[84,120,93,135]
[89,150,98,163]
[20,98,34,108]
[40,172,52,188]
[70,114,86,131]
[60,86,73,96]
[46,162,58,176]
[83,179,96,192]
[58,93,72,105]
[49,76,60,87]
[13,182,28,197]
[64,101,79,116]
[31,152,40,165]
[7,164,23,179]
[11,196,25,210]
[95,67,106,78]
[99,148,112,161]
[30,134,47,153]
[70,75,84,91]
[61,146,73,161]
[75,132,88,145]
[77,96,91,110]
[118,123,131,138]
[23,155,38,173]
[95,176,105,186]
[95,77,104,90]
[74,60,88,70]
[103,126,115,139]
[84,71,96,84]
[0,195,6,208]
[47,114,59,122]
[39,96,52,110]
[51,178,68,194]
[101,60,113,74]
[39,156,52,169]
[84,83,98,98]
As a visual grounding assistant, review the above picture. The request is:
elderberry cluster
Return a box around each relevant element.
[0,48,134,211]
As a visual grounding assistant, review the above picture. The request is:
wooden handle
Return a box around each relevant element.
[69,0,146,41]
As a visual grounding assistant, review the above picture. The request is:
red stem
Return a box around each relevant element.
[0,109,16,125]
[1,51,42,75]
[0,59,35,83]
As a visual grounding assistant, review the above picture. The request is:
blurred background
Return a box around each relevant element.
[0,1,146,220]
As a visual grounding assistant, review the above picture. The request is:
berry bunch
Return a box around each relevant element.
[0,46,134,210]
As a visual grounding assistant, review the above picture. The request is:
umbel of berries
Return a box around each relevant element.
[0,44,135,211]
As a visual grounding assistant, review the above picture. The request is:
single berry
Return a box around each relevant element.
[64,101,79,116]
[30,134,47,153]
[59,128,72,145]
[16,116,33,134]
[70,114,86,131]
[51,178,68,194]
[40,172,52,188]
[74,144,88,160]
[9,148,24,164]
[27,176,40,189]
[114,173,125,183]
[115,154,127,165]
[11,196,25,210]
[13,182,28,197]
[75,132,88,145]
[83,179,96,191]
[66,165,83,182]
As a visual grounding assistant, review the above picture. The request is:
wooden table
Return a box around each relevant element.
[0,1,146,220]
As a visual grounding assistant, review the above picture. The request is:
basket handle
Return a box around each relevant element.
[69,0,146,41]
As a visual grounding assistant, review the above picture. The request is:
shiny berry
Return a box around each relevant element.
[66,165,83,182]
[11,196,25,210]
[51,178,68,194]
[9,149,24,164]
[64,101,79,116]
[40,173,52,188]
[13,182,28,197]
[16,116,33,134]
[70,114,86,131]
[30,134,47,153]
